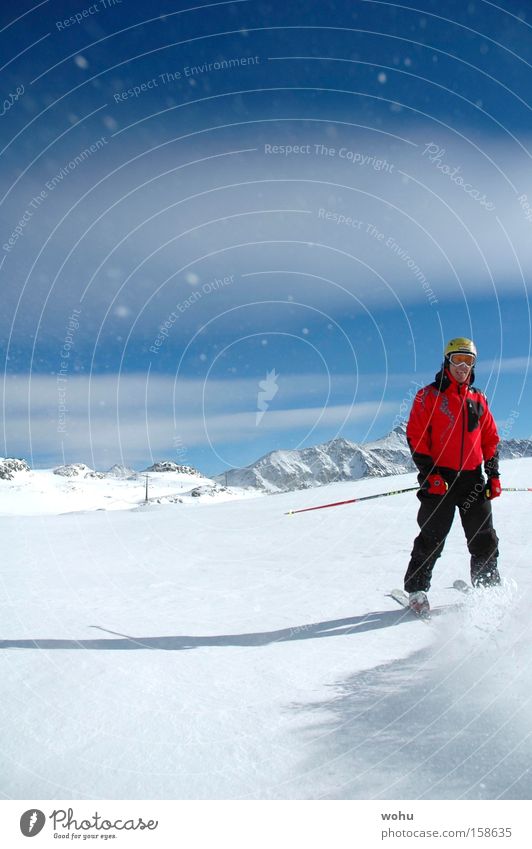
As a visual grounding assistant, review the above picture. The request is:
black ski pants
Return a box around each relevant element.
[404,472,499,593]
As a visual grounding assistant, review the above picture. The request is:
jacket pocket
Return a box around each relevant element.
[466,399,483,432]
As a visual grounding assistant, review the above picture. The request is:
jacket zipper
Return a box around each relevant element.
[459,383,466,470]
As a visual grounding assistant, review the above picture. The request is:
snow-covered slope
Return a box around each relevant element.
[1,458,531,800]
[0,460,257,516]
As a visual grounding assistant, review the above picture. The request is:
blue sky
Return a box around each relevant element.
[1,0,531,473]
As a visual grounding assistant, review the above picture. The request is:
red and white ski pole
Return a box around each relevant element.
[285,486,419,515]
[501,487,532,492]
[285,485,532,516]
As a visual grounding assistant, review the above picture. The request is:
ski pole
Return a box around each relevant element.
[501,487,532,492]
[286,485,532,515]
[285,486,419,515]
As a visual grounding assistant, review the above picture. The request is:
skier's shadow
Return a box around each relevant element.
[0,606,453,651]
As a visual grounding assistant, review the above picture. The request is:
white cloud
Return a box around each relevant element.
[4,371,409,413]
[4,127,532,345]
[2,373,397,468]
[477,357,531,375]
[4,357,526,467]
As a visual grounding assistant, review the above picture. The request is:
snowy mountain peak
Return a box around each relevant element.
[392,420,408,436]
[219,419,532,493]
[53,463,102,478]
[106,464,137,479]
[0,458,30,480]
[498,439,532,460]
[216,426,416,493]
[323,435,357,450]
[142,461,202,476]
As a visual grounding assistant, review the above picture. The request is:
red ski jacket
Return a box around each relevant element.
[406,368,499,477]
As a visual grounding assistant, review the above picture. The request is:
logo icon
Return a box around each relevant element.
[20,810,46,837]
[256,369,279,425]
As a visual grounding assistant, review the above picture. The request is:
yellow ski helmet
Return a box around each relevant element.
[444,337,477,358]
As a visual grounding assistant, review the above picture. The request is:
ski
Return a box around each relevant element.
[452,579,471,594]
[388,589,431,620]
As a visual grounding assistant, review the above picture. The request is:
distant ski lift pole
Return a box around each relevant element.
[145,474,149,503]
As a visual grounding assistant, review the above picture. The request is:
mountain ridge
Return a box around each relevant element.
[2,421,531,493]
[214,422,532,493]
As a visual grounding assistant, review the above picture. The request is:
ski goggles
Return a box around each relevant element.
[449,352,476,367]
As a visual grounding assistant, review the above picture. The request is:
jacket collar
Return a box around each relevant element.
[434,365,472,392]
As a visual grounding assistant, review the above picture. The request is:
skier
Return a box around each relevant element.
[404,338,501,615]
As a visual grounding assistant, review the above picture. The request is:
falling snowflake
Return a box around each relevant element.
[102,115,118,131]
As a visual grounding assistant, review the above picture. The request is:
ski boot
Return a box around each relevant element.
[471,558,501,588]
[409,590,430,617]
